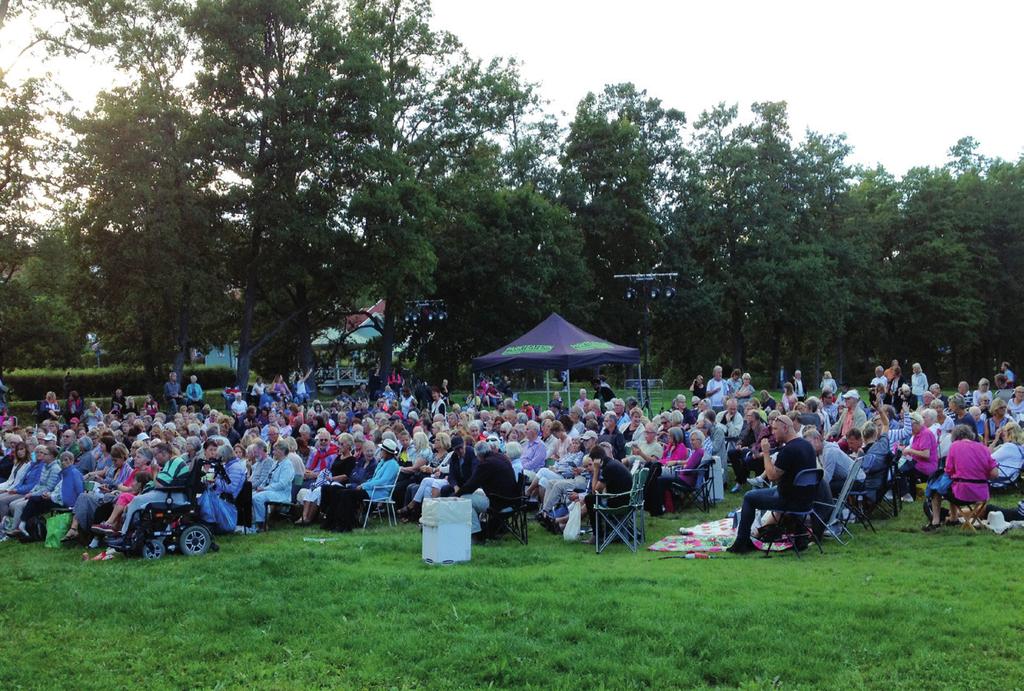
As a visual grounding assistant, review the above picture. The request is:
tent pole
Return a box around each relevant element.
[472,372,477,407]
[545,369,550,407]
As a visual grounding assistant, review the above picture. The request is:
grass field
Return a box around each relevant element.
[2,492,1023,690]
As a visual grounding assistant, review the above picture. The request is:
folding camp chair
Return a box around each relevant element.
[483,474,529,545]
[594,467,648,554]
[669,455,717,513]
[813,458,862,544]
[361,480,399,528]
[845,452,895,531]
[760,468,825,558]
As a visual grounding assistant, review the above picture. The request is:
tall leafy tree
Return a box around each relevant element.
[344,0,537,379]
[560,83,687,348]
[188,0,373,387]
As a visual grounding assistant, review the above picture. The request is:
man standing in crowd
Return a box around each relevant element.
[164,372,184,414]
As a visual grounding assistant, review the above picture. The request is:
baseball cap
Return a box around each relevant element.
[581,430,598,441]
[136,432,150,441]
[42,433,56,442]
[842,390,861,401]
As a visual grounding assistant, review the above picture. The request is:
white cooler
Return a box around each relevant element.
[420,497,472,565]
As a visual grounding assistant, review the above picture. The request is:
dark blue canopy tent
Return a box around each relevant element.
[471,314,639,402]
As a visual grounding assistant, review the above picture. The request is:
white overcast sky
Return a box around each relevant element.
[4,0,1023,175]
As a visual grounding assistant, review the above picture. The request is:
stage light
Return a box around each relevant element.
[649,287,660,300]
[625,287,637,301]
[664,286,676,299]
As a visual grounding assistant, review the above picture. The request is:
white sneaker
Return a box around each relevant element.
[901,493,914,503]
[987,511,1010,535]
[88,538,100,549]
[749,476,767,489]
[883,491,893,501]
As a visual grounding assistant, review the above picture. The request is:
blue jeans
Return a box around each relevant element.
[735,487,789,546]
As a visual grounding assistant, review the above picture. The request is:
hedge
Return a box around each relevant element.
[2,365,236,402]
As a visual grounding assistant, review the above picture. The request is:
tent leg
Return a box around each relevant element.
[472,372,477,407]
[545,370,550,407]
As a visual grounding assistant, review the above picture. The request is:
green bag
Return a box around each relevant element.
[44,512,72,549]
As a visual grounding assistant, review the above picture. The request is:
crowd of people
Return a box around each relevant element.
[1,358,1021,558]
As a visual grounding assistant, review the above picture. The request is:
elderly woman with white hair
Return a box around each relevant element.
[897,411,938,499]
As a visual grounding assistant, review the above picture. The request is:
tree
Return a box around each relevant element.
[0,74,57,374]
[559,83,687,349]
[188,0,374,387]
[344,0,540,380]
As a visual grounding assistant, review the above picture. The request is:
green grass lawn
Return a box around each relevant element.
[2,494,1024,689]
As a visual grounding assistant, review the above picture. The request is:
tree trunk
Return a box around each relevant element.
[235,259,260,390]
[769,322,781,383]
[730,304,745,369]
[814,344,821,388]
[378,300,397,382]
[173,285,191,384]
[140,327,157,395]
[294,283,315,374]
[836,333,846,386]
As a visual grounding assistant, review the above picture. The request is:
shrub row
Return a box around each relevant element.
[2,365,236,402]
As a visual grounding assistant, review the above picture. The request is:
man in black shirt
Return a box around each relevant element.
[456,447,518,534]
[727,415,818,554]
[575,446,632,543]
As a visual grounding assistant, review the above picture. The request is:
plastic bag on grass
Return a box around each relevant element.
[563,502,581,541]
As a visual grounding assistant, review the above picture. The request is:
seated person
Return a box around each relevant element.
[727,415,818,554]
[11,451,83,538]
[103,442,191,539]
[454,443,519,536]
[250,440,297,532]
[64,445,145,543]
[198,441,247,533]
[923,424,998,532]
[728,408,771,492]
[2,445,60,539]
[626,423,665,468]
[653,429,706,515]
[526,437,586,504]
[295,436,355,525]
[321,439,400,533]
[91,471,152,535]
[990,421,1024,486]
[556,446,631,545]
[320,441,379,529]
[897,412,938,499]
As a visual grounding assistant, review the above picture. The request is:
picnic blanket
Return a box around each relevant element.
[648,517,791,553]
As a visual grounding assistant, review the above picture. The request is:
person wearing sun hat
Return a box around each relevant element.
[325,437,401,532]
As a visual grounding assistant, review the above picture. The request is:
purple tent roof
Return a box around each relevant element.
[472,313,639,372]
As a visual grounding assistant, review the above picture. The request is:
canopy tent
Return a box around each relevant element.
[472,314,639,402]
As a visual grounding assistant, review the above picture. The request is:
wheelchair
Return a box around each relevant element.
[110,459,218,560]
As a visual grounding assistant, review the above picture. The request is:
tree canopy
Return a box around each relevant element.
[2,0,1023,390]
